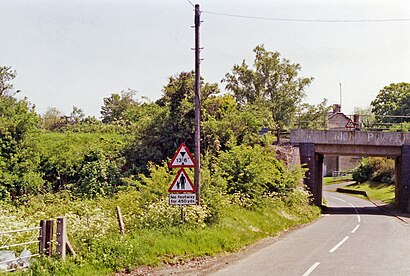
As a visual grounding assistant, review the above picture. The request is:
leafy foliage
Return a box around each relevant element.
[0,66,17,96]
[371,82,410,123]
[0,55,325,274]
[223,45,313,129]
[352,157,395,184]
[2,183,319,275]
[352,159,373,183]
[101,89,139,123]
[296,99,330,129]
[0,95,43,199]
[124,72,220,174]
[42,107,65,131]
[38,132,127,195]
[217,144,301,204]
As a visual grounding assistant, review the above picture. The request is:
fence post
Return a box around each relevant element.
[39,220,46,255]
[45,220,54,256]
[56,217,67,261]
[116,206,125,235]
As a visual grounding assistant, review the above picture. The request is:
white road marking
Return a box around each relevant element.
[347,202,361,222]
[302,262,320,276]
[351,224,360,233]
[348,203,359,214]
[329,236,350,253]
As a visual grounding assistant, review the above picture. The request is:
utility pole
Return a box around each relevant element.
[194,4,201,205]
[339,82,342,111]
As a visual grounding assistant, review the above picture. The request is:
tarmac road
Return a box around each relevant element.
[212,188,410,276]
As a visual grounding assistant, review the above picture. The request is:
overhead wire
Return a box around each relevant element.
[185,0,195,8]
[201,10,410,23]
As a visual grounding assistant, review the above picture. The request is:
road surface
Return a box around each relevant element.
[212,187,410,276]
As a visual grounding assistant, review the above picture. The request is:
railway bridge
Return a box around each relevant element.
[290,129,410,211]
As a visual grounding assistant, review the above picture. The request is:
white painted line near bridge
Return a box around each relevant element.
[347,202,361,223]
[302,262,321,276]
[351,224,360,233]
[329,236,350,253]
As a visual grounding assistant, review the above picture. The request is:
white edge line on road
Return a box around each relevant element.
[351,224,360,233]
[348,203,359,214]
[348,202,361,222]
[302,262,320,276]
[329,236,350,253]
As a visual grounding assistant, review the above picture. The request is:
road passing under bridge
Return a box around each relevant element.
[212,188,410,276]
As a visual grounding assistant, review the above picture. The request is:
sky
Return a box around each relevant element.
[1,0,409,118]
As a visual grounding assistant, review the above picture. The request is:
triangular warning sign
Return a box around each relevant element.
[169,143,196,168]
[345,119,356,129]
[168,168,196,193]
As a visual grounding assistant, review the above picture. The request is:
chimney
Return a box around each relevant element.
[332,104,341,114]
[353,114,360,130]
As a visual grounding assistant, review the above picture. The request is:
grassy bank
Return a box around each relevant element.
[345,182,395,204]
[323,176,353,186]
[2,190,320,275]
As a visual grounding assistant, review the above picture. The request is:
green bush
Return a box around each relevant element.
[352,158,373,183]
[370,157,395,184]
[0,95,44,200]
[217,144,300,205]
[75,150,113,197]
[38,132,127,195]
[352,157,394,184]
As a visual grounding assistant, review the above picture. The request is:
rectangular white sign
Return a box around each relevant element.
[169,194,196,205]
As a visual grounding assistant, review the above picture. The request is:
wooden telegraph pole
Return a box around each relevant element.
[194,4,201,205]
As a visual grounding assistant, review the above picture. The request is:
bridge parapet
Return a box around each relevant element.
[291,129,410,146]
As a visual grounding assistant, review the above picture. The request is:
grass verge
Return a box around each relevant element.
[345,181,395,204]
[4,191,320,275]
[323,176,353,186]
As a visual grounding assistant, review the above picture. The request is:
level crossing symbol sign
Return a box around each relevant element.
[169,143,196,168]
[168,168,195,193]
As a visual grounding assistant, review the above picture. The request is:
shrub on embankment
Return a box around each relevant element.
[352,157,395,184]
[2,144,320,275]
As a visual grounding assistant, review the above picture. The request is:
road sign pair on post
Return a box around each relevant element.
[168,143,197,205]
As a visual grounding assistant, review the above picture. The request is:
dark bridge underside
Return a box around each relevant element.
[291,130,410,212]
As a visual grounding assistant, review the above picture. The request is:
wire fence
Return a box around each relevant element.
[0,227,41,272]
[0,217,73,272]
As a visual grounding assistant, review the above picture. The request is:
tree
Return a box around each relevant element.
[101,89,139,123]
[70,106,85,123]
[124,72,220,174]
[156,71,219,150]
[42,106,85,131]
[42,107,64,130]
[0,95,43,199]
[223,45,313,129]
[0,66,17,96]
[0,66,44,199]
[296,99,330,129]
[202,94,273,153]
[371,82,410,123]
